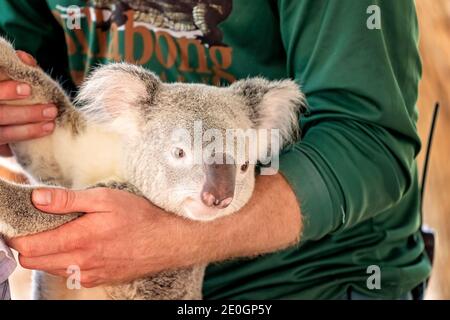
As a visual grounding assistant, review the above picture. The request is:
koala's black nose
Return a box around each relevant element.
[201,191,233,209]
[201,155,236,209]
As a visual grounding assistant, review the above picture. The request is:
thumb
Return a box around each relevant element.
[15,50,37,67]
[32,187,108,214]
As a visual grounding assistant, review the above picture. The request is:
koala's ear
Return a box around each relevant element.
[76,63,160,134]
[230,77,306,148]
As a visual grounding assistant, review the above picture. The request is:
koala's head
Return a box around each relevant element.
[77,63,305,221]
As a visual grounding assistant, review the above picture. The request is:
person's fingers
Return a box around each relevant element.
[0,104,57,125]
[15,50,38,67]
[18,251,95,271]
[8,222,86,257]
[0,121,55,144]
[0,144,12,157]
[31,187,114,214]
[8,188,117,257]
[19,253,71,270]
[0,80,31,100]
[43,269,69,278]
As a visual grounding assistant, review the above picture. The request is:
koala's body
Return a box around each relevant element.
[0,37,304,299]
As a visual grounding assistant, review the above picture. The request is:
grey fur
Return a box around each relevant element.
[0,36,305,299]
[0,178,80,237]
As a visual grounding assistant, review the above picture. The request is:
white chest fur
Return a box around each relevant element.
[13,124,126,188]
[13,124,127,300]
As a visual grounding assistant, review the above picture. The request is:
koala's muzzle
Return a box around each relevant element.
[201,154,236,209]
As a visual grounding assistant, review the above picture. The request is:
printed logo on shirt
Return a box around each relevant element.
[50,0,235,86]
[91,0,232,47]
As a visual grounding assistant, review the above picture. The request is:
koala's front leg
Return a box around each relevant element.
[0,178,80,238]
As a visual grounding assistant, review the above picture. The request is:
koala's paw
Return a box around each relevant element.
[0,178,80,238]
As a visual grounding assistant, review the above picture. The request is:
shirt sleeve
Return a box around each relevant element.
[277,0,422,241]
[0,0,75,92]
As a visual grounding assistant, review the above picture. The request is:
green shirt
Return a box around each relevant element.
[0,0,430,299]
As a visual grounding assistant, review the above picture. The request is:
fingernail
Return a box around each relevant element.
[16,83,31,96]
[43,106,58,119]
[42,122,55,132]
[16,50,37,66]
[33,190,52,206]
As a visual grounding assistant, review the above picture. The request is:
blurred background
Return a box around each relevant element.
[415,0,450,299]
[0,0,449,299]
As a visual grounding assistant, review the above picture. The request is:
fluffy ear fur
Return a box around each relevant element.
[76,63,160,134]
[230,77,306,149]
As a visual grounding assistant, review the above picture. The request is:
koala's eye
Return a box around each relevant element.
[240,161,249,172]
[173,148,185,159]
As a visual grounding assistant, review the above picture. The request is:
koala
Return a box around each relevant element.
[0,36,305,300]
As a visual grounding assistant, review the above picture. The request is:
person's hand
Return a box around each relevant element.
[7,187,194,288]
[7,174,302,289]
[0,50,57,156]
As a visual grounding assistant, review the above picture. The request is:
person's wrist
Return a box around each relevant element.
[139,206,204,271]
[167,212,218,268]
[170,216,206,267]
[180,213,239,266]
